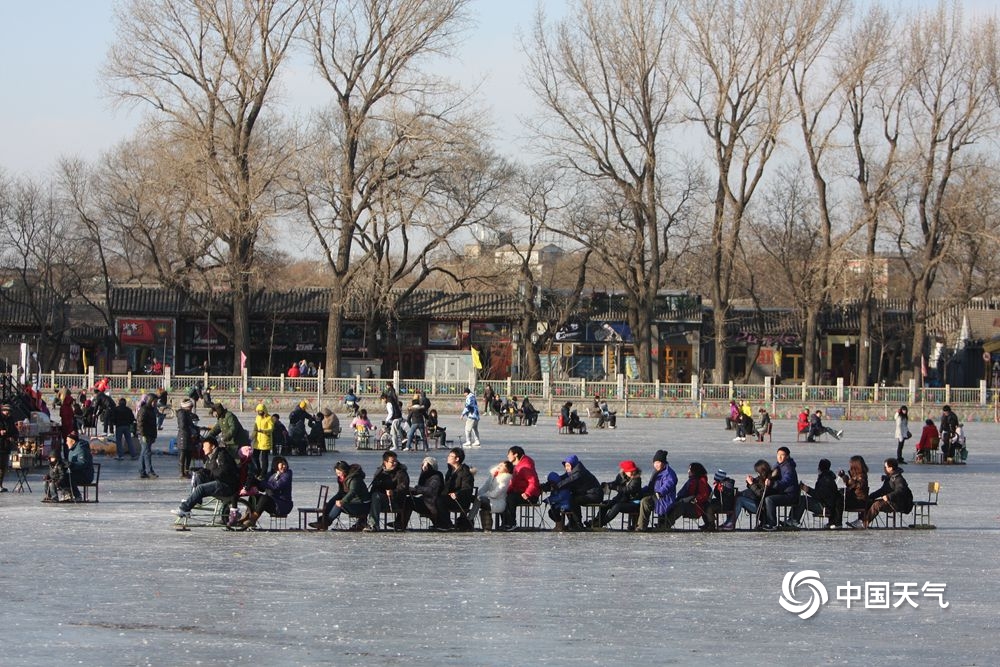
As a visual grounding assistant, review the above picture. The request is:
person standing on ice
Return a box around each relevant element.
[461,387,481,448]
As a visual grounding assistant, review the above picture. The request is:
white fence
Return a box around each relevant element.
[27,368,997,407]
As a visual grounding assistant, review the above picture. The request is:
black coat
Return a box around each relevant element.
[444,463,475,509]
[204,445,239,493]
[176,408,199,453]
[870,470,913,514]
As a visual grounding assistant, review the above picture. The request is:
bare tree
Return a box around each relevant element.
[0,172,86,369]
[105,0,307,371]
[525,0,686,382]
[681,0,800,383]
[785,0,852,384]
[297,0,473,376]
[840,5,908,386]
[895,4,999,379]
[500,167,591,380]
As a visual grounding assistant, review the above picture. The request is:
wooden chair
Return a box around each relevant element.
[911,481,940,528]
[298,484,330,530]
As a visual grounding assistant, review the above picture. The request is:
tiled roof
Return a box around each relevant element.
[0,289,62,327]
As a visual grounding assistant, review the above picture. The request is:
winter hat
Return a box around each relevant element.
[562,454,580,466]
[422,456,438,471]
[619,460,638,474]
[255,403,267,414]
[299,400,309,409]
[714,469,728,483]
[653,449,668,464]
[180,398,194,409]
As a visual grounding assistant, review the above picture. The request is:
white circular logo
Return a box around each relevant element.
[779,570,829,619]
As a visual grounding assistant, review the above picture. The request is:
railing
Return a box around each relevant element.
[30,370,1000,408]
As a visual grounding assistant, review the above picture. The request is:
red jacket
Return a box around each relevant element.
[678,475,712,517]
[509,454,541,500]
[796,411,809,433]
[917,423,939,452]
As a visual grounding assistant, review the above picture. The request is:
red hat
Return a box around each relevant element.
[619,460,638,473]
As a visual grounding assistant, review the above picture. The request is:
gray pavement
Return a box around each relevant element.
[1,411,996,666]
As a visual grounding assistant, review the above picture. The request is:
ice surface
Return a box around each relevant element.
[1,411,996,666]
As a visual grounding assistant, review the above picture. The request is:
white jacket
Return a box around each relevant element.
[478,470,513,513]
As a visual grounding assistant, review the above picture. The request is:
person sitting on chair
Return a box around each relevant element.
[838,455,870,525]
[425,409,446,448]
[520,397,539,426]
[560,403,587,434]
[636,449,677,531]
[755,408,771,441]
[719,460,771,531]
[852,458,913,529]
[435,447,476,531]
[500,446,542,531]
[477,460,513,531]
[761,447,799,531]
[42,453,69,503]
[590,460,642,528]
[807,410,842,442]
[407,456,446,529]
[661,462,711,530]
[311,460,370,531]
[796,408,810,438]
[542,454,602,531]
[343,388,359,417]
[171,436,238,518]
[596,399,617,429]
[789,458,842,529]
[915,419,939,463]
[62,431,94,501]
[239,457,293,530]
[366,450,410,531]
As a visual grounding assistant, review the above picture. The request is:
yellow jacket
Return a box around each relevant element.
[253,412,274,451]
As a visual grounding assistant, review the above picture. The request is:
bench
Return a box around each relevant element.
[79,463,101,503]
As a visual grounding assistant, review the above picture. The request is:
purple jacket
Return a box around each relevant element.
[643,465,677,516]
[262,469,294,516]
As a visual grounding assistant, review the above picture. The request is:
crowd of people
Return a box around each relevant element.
[175,441,916,534]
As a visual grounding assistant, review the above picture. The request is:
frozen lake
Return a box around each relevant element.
[1,410,996,666]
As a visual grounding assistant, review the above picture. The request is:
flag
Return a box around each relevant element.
[240,350,247,370]
[81,348,88,371]
[920,355,928,378]
[470,346,483,370]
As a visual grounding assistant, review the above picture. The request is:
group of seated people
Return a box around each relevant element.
[170,435,294,531]
[558,402,588,434]
[347,400,448,451]
[796,408,844,442]
[590,394,617,429]
[492,395,539,426]
[295,444,916,533]
[914,405,967,463]
[41,430,95,503]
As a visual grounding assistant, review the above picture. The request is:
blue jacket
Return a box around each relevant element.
[461,394,480,420]
[643,465,677,516]
[772,458,800,496]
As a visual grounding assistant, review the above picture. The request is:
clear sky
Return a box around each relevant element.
[0,0,553,178]
[2,1,997,179]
